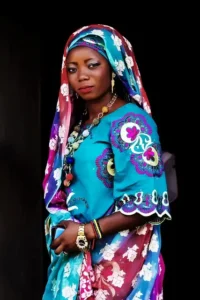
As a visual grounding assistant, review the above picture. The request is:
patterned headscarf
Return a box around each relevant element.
[68,35,108,60]
[43,24,151,211]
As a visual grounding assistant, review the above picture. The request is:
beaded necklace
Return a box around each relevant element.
[62,93,118,187]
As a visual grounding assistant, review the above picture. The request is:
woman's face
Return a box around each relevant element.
[66,46,111,101]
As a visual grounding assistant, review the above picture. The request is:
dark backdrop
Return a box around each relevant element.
[0,16,44,299]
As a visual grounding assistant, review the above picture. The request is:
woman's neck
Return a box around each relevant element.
[85,93,126,123]
[86,93,112,120]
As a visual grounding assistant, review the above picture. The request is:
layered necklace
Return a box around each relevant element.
[62,93,118,187]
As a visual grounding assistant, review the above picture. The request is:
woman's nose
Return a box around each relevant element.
[78,70,89,82]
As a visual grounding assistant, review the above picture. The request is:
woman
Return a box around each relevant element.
[42,24,171,299]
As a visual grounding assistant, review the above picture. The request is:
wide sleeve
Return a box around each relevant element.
[110,110,171,223]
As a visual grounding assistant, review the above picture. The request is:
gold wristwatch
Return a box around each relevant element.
[76,224,89,252]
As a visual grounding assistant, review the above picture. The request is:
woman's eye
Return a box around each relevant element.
[67,67,76,73]
[88,63,100,69]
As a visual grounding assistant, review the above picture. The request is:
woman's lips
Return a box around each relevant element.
[78,86,94,94]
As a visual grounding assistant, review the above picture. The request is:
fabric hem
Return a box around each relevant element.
[119,207,172,224]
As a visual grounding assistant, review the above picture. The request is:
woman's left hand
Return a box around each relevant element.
[50,220,80,255]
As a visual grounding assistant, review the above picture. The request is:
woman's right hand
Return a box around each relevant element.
[51,220,80,254]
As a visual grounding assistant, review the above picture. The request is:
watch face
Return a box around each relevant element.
[79,239,86,247]
[76,236,88,250]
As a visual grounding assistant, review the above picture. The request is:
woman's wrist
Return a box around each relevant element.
[84,223,96,240]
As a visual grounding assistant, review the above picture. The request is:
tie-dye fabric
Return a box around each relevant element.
[42,24,171,299]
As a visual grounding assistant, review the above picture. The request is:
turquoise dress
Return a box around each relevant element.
[65,102,170,223]
[43,103,171,299]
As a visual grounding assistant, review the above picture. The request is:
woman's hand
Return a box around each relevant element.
[50,220,80,255]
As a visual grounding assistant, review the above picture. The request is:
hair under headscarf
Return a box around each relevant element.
[43,24,151,211]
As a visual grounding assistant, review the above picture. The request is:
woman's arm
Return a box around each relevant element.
[51,212,155,255]
[85,212,154,240]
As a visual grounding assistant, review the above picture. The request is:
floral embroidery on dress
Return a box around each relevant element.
[130,143,164,177]
[111,112,164,177]
[111,112,152,152]
[115,191,170,218]
[96,148,115,188]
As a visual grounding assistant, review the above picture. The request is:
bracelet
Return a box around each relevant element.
[91,219,103,239]
[90,221,98,239]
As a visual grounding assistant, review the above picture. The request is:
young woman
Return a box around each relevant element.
[42,24,171,300]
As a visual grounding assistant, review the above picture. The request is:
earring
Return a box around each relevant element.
[69,85,74,97]
[111,73,116,94]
